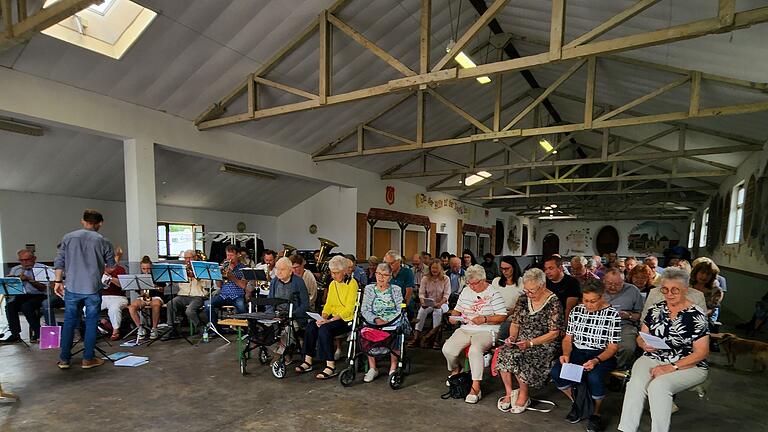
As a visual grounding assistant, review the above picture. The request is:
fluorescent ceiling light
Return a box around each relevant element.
[454,51,491,85]
[550,204,558,208]
[538,215,576,220]
[220,163,276,180]
[539,138,554,153]
[464,171,492,186]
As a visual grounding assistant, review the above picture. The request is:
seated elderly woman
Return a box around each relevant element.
[442,264,507,404]
[628,264,655,295]
[618,267,710,432]
[551,278,621,431]
[409,260,450,349]
[360,263,404,383]
[495,268,563,414]
[296,255,358,379]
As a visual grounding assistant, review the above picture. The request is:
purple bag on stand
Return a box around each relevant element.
[40,326,61,349]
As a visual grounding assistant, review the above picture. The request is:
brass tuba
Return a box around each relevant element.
[281,243,297,257]
[316,237,339,289]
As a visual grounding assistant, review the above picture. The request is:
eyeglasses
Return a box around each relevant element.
[660,287,681,295]
[467,279,483,286]
[375,272,391,277]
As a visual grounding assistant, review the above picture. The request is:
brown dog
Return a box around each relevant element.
[718,333,768,372]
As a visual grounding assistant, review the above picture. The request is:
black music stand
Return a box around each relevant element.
[32,266,57,327]
[191,261,228,345]
[149,264,191,345]
[118,274,155,345]
[0,278,30,348]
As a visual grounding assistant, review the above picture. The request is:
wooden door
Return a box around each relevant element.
[404,230,419,261]
[373,228,393,258]
[356,213,367,260]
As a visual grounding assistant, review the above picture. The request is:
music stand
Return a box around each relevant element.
[118,274,155,344]
[149,265,189,344]
[0,278,29,348]
[190,261,229,345]
[242,268,269,311]
[32,266,60,349]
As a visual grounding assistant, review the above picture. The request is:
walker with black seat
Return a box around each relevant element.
[233,297,301,379]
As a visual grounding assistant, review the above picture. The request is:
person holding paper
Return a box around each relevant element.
[409,260,450,349]
[442,265,507,404]
[495,268,562,414]
[297,255,357,379]
[551,278,621,431]
[2,249,48,344]
[53,209,116,370]
[127,256,165,340]
[618,267,710,432]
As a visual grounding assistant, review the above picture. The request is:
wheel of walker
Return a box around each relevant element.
[258,347,270,365]
[339,367,355,387]
[240,358,248,375]
[389,369,404,390]
[271,360,286,379]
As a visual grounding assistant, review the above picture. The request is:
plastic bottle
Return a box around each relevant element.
[202,330,209,343]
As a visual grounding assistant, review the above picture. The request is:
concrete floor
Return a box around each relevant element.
[1,328,767,432]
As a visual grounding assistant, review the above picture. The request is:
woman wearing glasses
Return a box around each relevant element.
[618,267,710,432]
[495,268,563,414]
[490,255,524,341]
[296,255,357,379]
[442,264,507,404]
[360,263,404,383]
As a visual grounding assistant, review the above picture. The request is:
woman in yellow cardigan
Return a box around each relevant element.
[295,255,358,379]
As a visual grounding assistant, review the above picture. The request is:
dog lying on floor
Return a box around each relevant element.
[717,333,768,372]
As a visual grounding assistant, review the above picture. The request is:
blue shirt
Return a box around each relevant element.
[267,273,309,319]
[220,262,245,299]
[8,263,48,295]
[391,266,414,298]
[352,266,367,288]
[448,268,465,295]
[54,228,116,295]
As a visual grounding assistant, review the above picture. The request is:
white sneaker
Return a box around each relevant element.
[138,327,147,338]
[149,329,159,340]
[364,368,379,383]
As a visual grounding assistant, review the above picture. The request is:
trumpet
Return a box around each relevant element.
[221,259,232,279]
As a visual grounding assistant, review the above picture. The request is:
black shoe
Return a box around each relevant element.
[0,334,21,344]
[160,330,177,341]
[586,415,603,432]
[566,403,581,424]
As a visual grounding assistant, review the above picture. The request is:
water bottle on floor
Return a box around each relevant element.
[202,331,209,343]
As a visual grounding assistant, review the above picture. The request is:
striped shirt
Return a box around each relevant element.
[454,285,506,332]
[567,304,622,350]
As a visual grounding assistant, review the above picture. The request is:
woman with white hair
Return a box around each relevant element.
[618,267,710,432]
[296,255,358,380]
[360,263,404,383]
[442,264,507,404]
[495,268,563,414]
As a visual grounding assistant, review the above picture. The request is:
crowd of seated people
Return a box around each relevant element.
[1,241,738,432]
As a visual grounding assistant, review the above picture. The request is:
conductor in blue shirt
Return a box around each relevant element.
[53,209,116,370]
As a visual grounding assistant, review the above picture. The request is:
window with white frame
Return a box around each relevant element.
[687,219,696,249]
[727,182,746,244]
[157,222,205,259]
[699,208,709,247]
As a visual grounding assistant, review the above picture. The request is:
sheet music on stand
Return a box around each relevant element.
[32,267,56,282]
[117,274,156,292]
[191,261,223,281]
[150,263,188,284]
[0,278,25,295]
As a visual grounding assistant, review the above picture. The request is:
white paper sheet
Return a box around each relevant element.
[639,332,671,350]
[114,355,150,367]
[306,312,324,322]
[559,362,584,382]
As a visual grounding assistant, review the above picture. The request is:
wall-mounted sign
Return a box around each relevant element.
[627,221,681,254]
[416,193,472,217]
[386,185,395,205]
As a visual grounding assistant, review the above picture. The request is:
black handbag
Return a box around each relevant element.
[441,372,473,399]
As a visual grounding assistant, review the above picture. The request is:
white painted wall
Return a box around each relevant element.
[536,219,689,258]
[0,190,277,266]
[276,186,357,253]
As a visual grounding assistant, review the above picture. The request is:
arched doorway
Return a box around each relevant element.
[521,225,529,255]
[595,225,620,255]
[542,233,560,258]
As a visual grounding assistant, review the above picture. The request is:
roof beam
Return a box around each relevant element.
[199,5,768,131]
[480,186,715,201]
[595,76,690,121]
[564,0,661,49]
[0,0,98,50]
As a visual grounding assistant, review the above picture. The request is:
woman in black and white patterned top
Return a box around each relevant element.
[619,267,710,432]
[550,278,621,431]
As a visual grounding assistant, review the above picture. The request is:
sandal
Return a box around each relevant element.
[315,366,337,380]
[509,398,531,414]
[294,361,313,374]
[497,396,511,412]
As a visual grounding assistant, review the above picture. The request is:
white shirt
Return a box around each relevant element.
[454,285,507,332]
[490,276,524,310]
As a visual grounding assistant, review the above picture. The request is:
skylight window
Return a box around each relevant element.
[41,0,156,60]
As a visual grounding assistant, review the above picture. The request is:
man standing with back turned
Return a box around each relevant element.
[53,209,116,370]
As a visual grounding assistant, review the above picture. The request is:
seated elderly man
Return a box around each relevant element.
[443,264,507,404]
[2,249,48,344]
[163,249,210,340]
[266,257,310,362]
[291,255,319,312]
[446,256,466,309]
[619,268,710,432]
[495,268,563,413]
[644,255,663,285]
[602,268,645,371]
[570,255,599,287]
